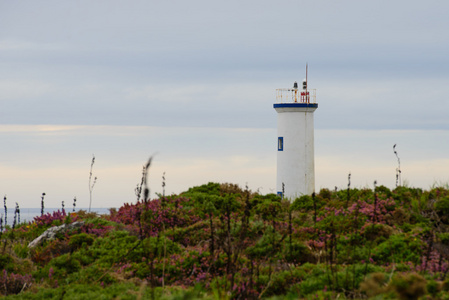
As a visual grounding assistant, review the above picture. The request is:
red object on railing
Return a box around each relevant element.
[300,92,310,103]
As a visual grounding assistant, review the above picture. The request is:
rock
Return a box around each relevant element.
[28,221,85,249]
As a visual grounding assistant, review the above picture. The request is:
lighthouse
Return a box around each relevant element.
[274,68,318,200]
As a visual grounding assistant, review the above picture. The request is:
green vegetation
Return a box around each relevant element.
[2,182,449,299]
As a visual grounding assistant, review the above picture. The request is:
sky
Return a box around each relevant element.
[1,0,449,208]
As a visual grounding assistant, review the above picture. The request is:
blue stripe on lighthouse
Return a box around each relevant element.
[273,103,318,108]
[278,137,283,151]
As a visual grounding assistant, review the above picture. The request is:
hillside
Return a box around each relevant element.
[2,182,449,299]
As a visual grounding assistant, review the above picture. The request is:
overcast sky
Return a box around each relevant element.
[1,1,448,208]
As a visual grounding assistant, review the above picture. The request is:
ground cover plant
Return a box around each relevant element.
[2,182,449,299]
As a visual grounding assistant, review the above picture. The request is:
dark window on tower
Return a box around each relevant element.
[278,137,283,151]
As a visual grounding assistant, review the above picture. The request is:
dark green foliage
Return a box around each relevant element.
[318,188,332,200]
[372,234,423,263]
[435,196,449,216]
[3,184,449,299]
[69,233,95,250]
[427,279,441,296]
[438,232,449,245]
[362,223,394,241]
[78,230,140,267]
[181,182,221,199]
[376,185,392,198]
[0,253,14,272]
[142,235,181,256]
[291,195,314,211]
[50,253,81,276]
[246,228,283,259]
[282,241,314,264]
[13,243,29,259]
[391,273,427,300]
[251,193,281,207]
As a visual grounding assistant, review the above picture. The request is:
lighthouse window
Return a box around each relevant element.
[278,137,283,151]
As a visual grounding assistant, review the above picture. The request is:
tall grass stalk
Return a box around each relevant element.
[88,155,97,212]
[12,202,20,229]
[41,193,46,216]
[394,144,402,187]
[346,172,351,207]
[135,166,146,202]
[143,156,152,204]
[282,182,285,200]
[3,196,6,228]
[0,215,3,246]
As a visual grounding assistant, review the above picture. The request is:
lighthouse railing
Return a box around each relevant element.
[275,88,316,104]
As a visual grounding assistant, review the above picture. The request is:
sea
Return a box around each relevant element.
[1,207,113,227]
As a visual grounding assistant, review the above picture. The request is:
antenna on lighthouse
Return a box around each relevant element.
[302,63,308,91]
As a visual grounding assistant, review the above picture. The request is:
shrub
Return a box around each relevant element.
[372,234,423,264]
[83,230,140,266]
[291,195,314,211]
[376,185,392,198]
[30,239,72,265]
[427,279,441,297]
[390,273,427,300]
[359,272,388,297]
[50,253,81,277]
[246,229,283,260]
[69,233,95,250]
[318,188,332,200]
[438,232,449,245]
[142,235,181,257]
[0,254,14,272]
[181,182,221,198]
[362,223,394,241]
[283,241,315,264]
[33,210,67,227]
[13,243,29,259]
[435,197,449,216]
[0,270,33,295]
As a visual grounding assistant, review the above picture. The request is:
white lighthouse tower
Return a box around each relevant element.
[274,67,318,200]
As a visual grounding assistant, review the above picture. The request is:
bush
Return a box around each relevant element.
[435,197,449,215]
[49,253,81,278]
[427,279,441,296]
[13,243,29,259]
[69,233,95,250]
[283,241,315,264]
[372,234,423,263]
[362,223,394,241]
[30,239,72,266]
[291,195,314,211]
[0,270,33,295]
[360,272,388,297]
[390,273,427,300]
[181,182,221,198]
[0,254,14,272]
